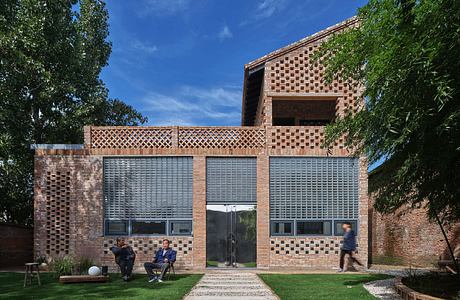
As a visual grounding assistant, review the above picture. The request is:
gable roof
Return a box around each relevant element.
[244,16,358,70]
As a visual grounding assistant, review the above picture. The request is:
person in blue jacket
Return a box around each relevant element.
[144,239,177,282]
[338,222,363,272]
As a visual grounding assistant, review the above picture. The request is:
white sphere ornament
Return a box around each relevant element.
[88,266,101,276]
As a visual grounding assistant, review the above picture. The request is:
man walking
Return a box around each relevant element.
[338,222,363,272]
[144,239,176,283]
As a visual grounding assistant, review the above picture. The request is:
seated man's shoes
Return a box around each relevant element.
[148,276,158,283]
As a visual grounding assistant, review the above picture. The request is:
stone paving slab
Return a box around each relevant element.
[184,272,278,300]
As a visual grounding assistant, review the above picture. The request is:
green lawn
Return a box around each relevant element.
[0,272,202,300]
[259,274,391,300]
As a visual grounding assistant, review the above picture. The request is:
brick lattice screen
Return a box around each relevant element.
[45,171,71,255]
[270,238,344,256]
[90,127,173,149]
[268,126,345,150]
[267,44,360,117]
[178,127,266,149]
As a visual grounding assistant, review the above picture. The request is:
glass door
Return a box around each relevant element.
[206,204,256,268]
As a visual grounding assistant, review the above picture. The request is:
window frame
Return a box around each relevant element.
[104,219,193,237]
[333,220,358,236]
[104,220,129,236]
[169,220,193,236]
[295,220,332,236]
[130,220,168,236]
[270,220,295,236]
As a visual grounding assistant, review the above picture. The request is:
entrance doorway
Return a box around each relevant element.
[206,204,256,268]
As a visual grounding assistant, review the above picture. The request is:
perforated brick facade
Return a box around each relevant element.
[33,18,368,271]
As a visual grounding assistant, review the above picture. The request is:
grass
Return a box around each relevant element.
[0,272,202,300]
[241,262,257,268]
[403,273,460,300]
[206,260,219,267]
[259,273,392,300]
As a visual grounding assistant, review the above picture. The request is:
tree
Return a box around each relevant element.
[317,0,460,270]
[0,0,147,225]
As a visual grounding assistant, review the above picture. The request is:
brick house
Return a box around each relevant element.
[33,18,368,270]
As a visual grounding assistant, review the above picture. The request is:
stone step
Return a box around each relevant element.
[185,296,278,300]
[195,285,267,290]
[188,290,274,297]
[196,284,263,288]
[198,281,260,285]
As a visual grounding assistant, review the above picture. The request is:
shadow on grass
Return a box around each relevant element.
[342,274,392,286]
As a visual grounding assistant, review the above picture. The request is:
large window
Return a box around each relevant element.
[103,157,193,236]
[334,220,358,236]
[271,221,294,236]
[296,221,332,236]
[206,157,257,204]
[269,157,359,237]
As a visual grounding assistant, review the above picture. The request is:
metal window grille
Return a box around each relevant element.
[270,157,359,220]
[103,157,193,219]
[206,157,257,203]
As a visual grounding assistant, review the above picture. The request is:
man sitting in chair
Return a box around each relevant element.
[144,239,176,283]
[110,237,136,281]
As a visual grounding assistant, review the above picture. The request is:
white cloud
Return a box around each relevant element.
[140,0,190,17]
[240,0,288,26]
[132,40,158,54]
[141,85,242,126]
[257,0,285,19]
[218,25,233,41]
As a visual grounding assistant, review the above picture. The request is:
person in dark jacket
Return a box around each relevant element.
[110,237,136,281]
[338,222,363,272]
[144,239,177,283]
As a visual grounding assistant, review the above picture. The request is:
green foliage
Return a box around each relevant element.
[74,256,94,275]
[317,0,460,223]
[0,0,147,225]
[52,256,74,277]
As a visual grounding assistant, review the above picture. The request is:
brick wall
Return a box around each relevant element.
[34,154,104,262]
[34,153,198,271]
[0,223,33,267]
[370,201,460,267]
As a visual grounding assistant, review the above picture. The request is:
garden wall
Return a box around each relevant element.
[370,202,460,267]
[0,223,33,267]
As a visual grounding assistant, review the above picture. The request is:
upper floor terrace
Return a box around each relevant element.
[35,19,359,158]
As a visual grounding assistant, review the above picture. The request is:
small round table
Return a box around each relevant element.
[23,263,41,287]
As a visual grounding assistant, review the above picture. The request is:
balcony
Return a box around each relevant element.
[84,125,347,155]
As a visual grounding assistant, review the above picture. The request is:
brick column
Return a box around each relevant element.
[257,155,270,268]
[358,156,369,267]
[192,156,206,270]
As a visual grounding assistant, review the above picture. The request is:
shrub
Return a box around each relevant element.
[74,257,94,275]
[36,256,47,265]
[52,256,74,277]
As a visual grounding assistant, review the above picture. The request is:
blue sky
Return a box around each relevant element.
[101,0,368,126]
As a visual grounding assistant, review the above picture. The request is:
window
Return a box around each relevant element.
[334,221,358,236]
[105,220,128,235]
[273,117,295,126]
[103,157,194,237]
[131,221,166,235]
[271,221,294,235]
[170,221,192,235]
[299,119,331,126]
[270,157,359,220]
[296,221,332,235]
